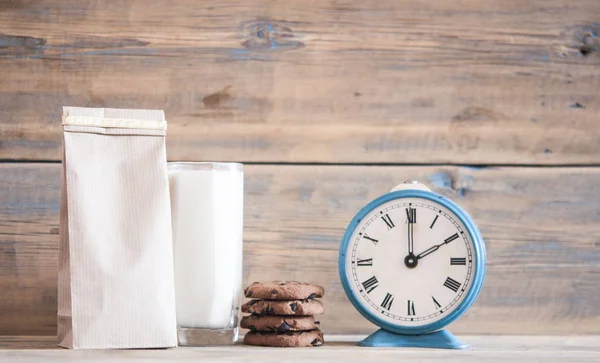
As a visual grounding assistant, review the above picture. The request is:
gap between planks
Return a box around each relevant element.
[2,160,600,168]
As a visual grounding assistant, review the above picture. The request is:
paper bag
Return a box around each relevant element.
[58,107,177,349]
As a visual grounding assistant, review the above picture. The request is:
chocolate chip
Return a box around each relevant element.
[278,322,293,332]
[261,306,274,314]
[279,282,285,286]
[271,289,278,295]
[248,300,258,306]
[307,293,317,299]
[314,321,320,325]
[248,325,257,332]
[311,338,322,346]
[245,290,254,297]
[290,302,298,312]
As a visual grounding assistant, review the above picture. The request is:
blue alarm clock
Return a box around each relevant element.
[339,181,486,349]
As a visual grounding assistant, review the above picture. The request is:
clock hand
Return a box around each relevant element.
[415,242,443,260]
[406,209,414,255]
[416,233,459,260]
[404,208,418,268]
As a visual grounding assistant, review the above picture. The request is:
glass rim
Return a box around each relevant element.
[167,162,243,172]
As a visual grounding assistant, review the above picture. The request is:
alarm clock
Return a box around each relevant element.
[338,181,486,349]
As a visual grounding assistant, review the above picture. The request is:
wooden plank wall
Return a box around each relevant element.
[1,0,599,336]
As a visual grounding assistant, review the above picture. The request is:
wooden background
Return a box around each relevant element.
[1,0,600,336]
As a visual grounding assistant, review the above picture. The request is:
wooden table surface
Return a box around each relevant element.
[0,335,598,362]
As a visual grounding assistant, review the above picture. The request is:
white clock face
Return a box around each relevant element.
[345,197,476,327]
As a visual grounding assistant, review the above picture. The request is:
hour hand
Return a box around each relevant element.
[416,233,460,260]
[416,243,441,260]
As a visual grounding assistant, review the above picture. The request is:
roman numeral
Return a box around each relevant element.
[450,257,466,265]
[381,214,395,229]
[405,208,416,223]
[429,215,439,229]
[357,258,373,266]
[381,293,394,310]
[444,233,459,244]
[362,276,379,294]
[432,296,442,309]
[363,234,378,245]
[443,277,461,292]
[407,300,415,316]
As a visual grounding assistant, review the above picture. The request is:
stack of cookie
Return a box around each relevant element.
[241,281,325,347]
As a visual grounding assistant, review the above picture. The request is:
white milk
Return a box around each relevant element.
[168,163,243,329]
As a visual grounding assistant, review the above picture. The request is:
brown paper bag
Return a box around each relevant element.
[58,107,177,349]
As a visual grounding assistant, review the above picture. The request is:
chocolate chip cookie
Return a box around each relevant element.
[244,281,325,300]
[241,315,320,332]
[242,299,325,316]
[243,329,324,347]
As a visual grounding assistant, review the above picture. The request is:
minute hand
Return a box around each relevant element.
[406,209,414,255]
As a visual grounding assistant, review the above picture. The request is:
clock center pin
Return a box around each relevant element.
[404,254,418,268]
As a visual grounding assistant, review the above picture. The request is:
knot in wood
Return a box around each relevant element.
[564,24,599,56]
[241,20,305,51]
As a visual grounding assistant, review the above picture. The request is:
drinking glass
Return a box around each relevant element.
[168,162,244,346]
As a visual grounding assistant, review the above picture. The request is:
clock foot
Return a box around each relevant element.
[357,329,467,349]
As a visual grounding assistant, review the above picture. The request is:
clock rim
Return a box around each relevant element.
[338,189,487,335]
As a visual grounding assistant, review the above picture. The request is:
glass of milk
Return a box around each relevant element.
[167,162,243,346]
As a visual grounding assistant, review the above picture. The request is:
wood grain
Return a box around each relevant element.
[1,163,599,336]
[0,335,599,362]
[1,0,600,164]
